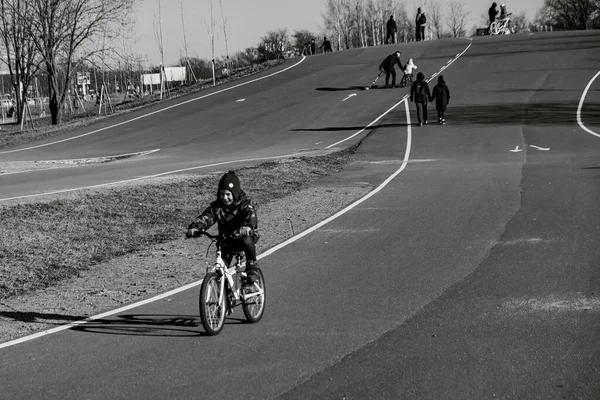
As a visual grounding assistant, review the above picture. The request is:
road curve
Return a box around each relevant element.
[0,31,599,399]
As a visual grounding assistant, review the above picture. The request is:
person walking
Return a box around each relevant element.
[320,36,332,52]
[430,75,450,124]
[379,51,404,88]
[409,72,432,126]
[415,8,426,41]
[386,15,397,44]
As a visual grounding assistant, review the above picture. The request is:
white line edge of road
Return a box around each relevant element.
[0,41,471,349]
[325,38,472,150]
[0,101,413,351]
[0,56,307,155]
[0,153,310,202]
[576,70,600,138]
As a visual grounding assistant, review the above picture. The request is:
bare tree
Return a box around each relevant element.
[427,0,445,39]
[29,0,136,125]
[446,1,470,37]
[0,0,41,124]
[205,0,217,86]
[153,0,166,99]
[218,0,230,71]
[539,0,600,30]
[258,28,289,60]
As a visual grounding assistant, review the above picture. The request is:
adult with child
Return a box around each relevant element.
[379,50,404,88]
[430,75,451,125]
[409,71,432,126]
[488,2,498,28]
[415,8,427,41]
[386,15,397,44]
[186,170,260,284]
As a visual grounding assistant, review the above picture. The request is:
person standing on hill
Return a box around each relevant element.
[386,15,397,44]
[379,50,404,88]
[416,8,426,41]
[320,36,332,52]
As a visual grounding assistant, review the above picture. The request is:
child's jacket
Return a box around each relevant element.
[192,190,257,237]
[431,82,450,110]
[404,59,417,75]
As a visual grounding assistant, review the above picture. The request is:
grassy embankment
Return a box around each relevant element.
[0,149,355,300]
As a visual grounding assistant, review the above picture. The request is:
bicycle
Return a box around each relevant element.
[192,230,266,336]
[489,14,513,35]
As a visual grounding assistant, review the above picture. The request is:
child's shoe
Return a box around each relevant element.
[442,119,446,125]
[424,120,428,125]
[243,261,259,285]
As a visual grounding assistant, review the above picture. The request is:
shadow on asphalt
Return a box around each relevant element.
[427,101,600,126]
[291,123,409,132]
[0,311,86,322]
[69,314,246,337]
[316,86,370,91]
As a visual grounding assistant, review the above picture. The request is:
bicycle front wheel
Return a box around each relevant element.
[242,267,266,323]
[199,272,226,335]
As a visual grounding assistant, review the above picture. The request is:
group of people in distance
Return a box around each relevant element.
[378,50,450,126]
[385,8,427,44]
[302,37,332,56]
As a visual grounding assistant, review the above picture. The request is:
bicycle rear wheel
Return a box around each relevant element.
[199,272,226,335]
[242,267,266,323]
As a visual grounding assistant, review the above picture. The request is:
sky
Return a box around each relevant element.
[133,0,545,67]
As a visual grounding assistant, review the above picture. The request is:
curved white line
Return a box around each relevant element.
[325,38,472,149]
[576,70,600,138]
[0,57,307,155]
[0,100,413,350]
[0,151,320,202]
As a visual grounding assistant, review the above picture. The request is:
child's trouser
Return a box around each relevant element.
[223,233,259,264]
[416,102,428,123]
[437,108,445,120]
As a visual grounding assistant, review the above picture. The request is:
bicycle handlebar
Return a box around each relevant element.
[188,229,241,241]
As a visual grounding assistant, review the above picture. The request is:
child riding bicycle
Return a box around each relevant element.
[186,170,260,284]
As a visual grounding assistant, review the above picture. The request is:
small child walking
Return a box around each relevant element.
[431,75,450,125]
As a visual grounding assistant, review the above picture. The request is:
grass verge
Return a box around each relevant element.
[0,148,355,300]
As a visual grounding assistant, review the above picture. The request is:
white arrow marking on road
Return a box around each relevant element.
[236,98,245,102]
[343,93,357,102]
[530,145,550,151]
[510,146,523,152]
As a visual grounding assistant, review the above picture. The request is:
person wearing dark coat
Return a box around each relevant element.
[319,36,332,52]
[386,15,397,44]
[415,8,426,41]
[488,2,498,33]
[409,71,432,126]
[310,38,316,55]
[430,75,450,124]
[378,51,403,88]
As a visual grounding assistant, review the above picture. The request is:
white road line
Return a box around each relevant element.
[0,149,161,176]
[0,99,414,351]
[0,152,317,202]
[0,42,473,348]
[576,70,600,138]
[0,57,307,155]
[236,99,245,102]
[510,146,523,152]
[529,145,550,151]
[326,39,472,149]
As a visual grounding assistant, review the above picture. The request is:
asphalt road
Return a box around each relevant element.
[1,31,599,399]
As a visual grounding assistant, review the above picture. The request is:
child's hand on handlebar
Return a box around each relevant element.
[239,226,253,237]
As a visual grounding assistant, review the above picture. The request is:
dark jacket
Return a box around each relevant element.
[191,190,257,237]
[410,74,432,104]
[488,4,498,23]
[379,53,402,72]
[431,81,450,110]
[386,17,397,32]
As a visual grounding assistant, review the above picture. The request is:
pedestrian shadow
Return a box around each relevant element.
[0,310,86,323]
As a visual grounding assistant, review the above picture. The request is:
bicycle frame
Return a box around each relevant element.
[204,233,263,308]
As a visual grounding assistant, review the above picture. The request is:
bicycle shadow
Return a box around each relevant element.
[70,313,247,337]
